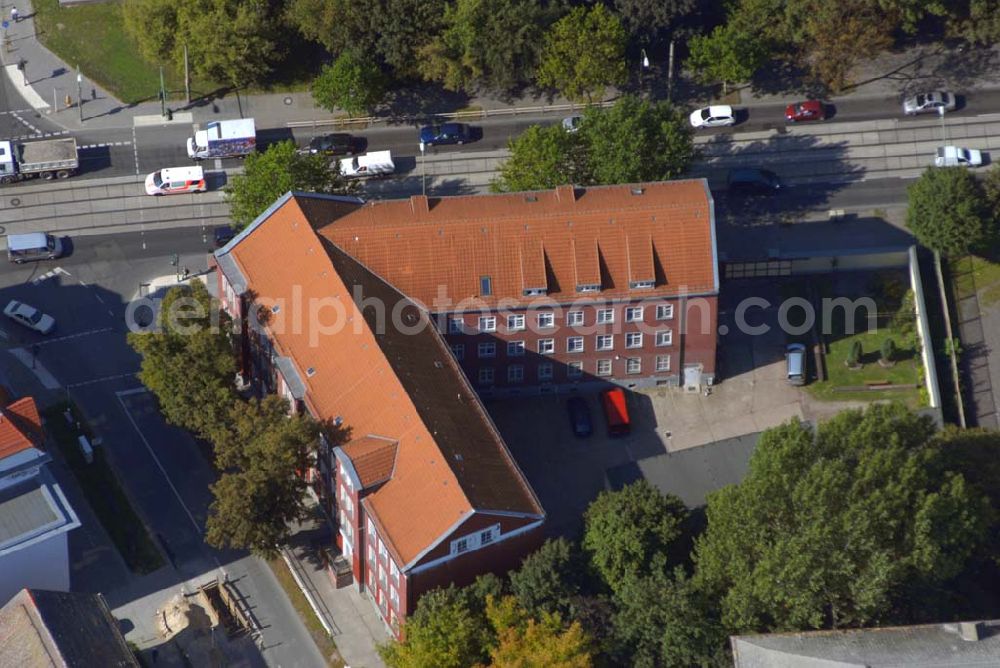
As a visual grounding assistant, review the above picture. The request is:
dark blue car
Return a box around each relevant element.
[567,397,593,438]
[419,123,471,146]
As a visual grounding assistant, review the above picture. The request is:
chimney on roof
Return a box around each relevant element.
[555,184,577,203]
[960,622,984,641]
[410,194,430,215]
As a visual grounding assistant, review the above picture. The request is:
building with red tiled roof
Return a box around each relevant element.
[214,180,719,636]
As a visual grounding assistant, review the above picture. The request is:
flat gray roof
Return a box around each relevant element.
[0,470,80,556]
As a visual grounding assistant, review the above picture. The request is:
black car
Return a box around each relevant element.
[727,168,782,196]
[214,225,235,248]
[307,133,364,156]
[419,123,472,146]
[567,397,593,438]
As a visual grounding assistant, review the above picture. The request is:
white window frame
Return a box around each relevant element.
[537,312,555,329]
[626,358,642,374]
[455,537,470,554]
[596,334,614,351]
[389,585,399,609]
[656,304,675,320]
[626,332,643,349]
[567,336,584,353]
[390,560,400,586]
[478,367,494,384]
[507,340,525,357]
[597,359,613,376]
[567,361,583,378]
[656,355,671,372]
[538,338,555,355]
[625,306,644,322]
[567,311,584,326]
[479,316,497,333]
[656,329,673,347]
[478,342,496,358]
[378,538,387,560]
[451,344,464,361]
[480,528,496,545]
[448,317,463,334]
[367,543,375,563]
[508,365,524,383]
[597,308,614,324]
[507,314,525,331]
[538,363,554,381]
[367,518,376,537]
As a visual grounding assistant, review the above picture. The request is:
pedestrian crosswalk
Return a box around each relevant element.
[31,267,70,285]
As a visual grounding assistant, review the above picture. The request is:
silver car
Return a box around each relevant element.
[4,300,55,335]
[902,91,955,116]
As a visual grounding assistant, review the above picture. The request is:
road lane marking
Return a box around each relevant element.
[31,266,70,285]
[66,372,137,388]
[32,327,114,347]
[79,141,134,150]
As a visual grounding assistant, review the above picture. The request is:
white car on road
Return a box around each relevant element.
[4,300,55,334]
[689,105,736,128]
[934,146,983,168]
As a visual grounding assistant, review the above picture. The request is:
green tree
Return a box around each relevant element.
[847,339,863,366]
[418,0,559,93]
[687,22,768,95]
[128,282,236,441]
[581,96,696,184]
[487,596,594,668]
[312,50,386,116]
[205,395,319,556]
[224,140,355,230]
[612,569,726,668]
[694,404,991,633]
[906,167,993,256]
[881,337,897,363]
[122,0,179,63]
[537,4,627,103]
[983,164,1000,225]
[610,0,696,42]
[379,585,490,668]
[583,480,688,593]
[510,538,587,620]
[492,124,585,193]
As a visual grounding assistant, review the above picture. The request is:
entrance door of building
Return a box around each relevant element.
[683,364,702,391]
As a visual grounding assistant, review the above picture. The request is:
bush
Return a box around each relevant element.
[847,340,863,367]
[881,338,897,363]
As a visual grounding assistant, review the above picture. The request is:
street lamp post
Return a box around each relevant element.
[419,141,427,197]
[640,48,650,96]
[938,105,947,144]
[76,67,83,123]
[159,66,167,118]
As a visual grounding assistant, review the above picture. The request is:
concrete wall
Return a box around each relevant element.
[0,532,70,604]
[791,250,910,275]
[909,246,941,410]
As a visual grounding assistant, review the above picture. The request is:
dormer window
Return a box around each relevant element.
[522,287,546,296]
[480,276,493,296]
[630,280,655,289]
[577,284,600,293]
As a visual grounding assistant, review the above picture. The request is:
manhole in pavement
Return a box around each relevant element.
[10,198,20,207]
[283,96,293,105]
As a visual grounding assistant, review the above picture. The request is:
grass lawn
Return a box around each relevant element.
[268,557,345,668]
[42,403,164,574]
[31,0,217,103]
[808,328,924,407]
[960,255,1000,307]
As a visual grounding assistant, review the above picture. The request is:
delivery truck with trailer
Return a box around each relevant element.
[0,138,80,184]
[187,118,257,160]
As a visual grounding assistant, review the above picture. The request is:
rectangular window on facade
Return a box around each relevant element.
[478,342,496,358]
[378,538,387,560]
[656,330,673,347]
[597,308,614,324]
[507,314,525,331]
[538,339,555,354]
[626,332,643,348]
[481,528,496,545]
[567,336,584,353]
[478,368,494,385]
[567,311,584,326]
[367,543,375,563]
[451,344,464,360]
[480,276,493,296]
[567,361,583,378]
[627,358,642,374]
[596,334,614,351]
[479,316,497,332]
[390,586,399,609]
[378,564,387,587]
[538,364,554,381]
[537,312,555,329]
[597,359,613,376]
[448,317,463,334]
[508,365,524,382]
[456,537,470,554]
[368,518,375,537]
[656,355,671,372]
[508,340,525,357]
[656,304,675,320]
[390,560,400,585]
[625,306,644,322]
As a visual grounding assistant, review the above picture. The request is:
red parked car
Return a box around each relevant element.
[785,100,825,122]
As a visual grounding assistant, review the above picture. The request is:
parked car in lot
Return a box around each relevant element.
[419,123,472,146]
[786,343,807,386]
[4,300,55,334]
[144,166,207,196]
[562,115,583,133]
[305,133,364,156]
[600,388,631,437]
[785,100,825,122]
[934,145,983,167]
[727,168,782,195]
[902,91,956,116]
[213,225,236,248]
[566,397,593,438]
[689,105,736,128]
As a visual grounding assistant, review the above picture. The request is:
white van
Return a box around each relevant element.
[6,232,63,264]
[934,146,983,168]
[145,166,207,195]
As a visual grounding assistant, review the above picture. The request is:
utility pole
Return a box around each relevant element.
[76,66,83,123]
[419,141,427,196]
[184,44,191,104]
[159,66,167,118]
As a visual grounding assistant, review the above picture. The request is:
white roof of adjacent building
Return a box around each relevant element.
[0,469,80,558]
